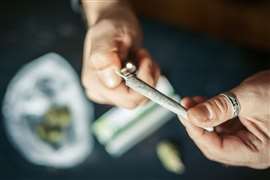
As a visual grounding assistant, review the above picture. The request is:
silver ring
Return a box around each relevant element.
[220,92,241,118]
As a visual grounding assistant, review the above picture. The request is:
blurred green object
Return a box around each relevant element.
[45,106,71,127]
[2,53,94,167]
[157,140,185,174]
[36,106,71,146]
[93,76,178,157]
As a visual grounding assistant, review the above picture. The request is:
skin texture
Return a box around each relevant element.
[180,70,270,169]
[81,0,160,108]
[81,1,270,168]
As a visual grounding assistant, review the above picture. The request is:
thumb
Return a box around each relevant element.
[85,20,134,88]
[187,92,238,128]
[90,50,122,88]
[88,35,131,89]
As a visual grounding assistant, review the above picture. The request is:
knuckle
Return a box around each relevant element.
[241,83,266,101]
[91,52,121,71]
[142,75,155,87]
[89,20,115,37]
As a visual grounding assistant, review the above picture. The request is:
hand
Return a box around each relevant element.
[81,5,160,108]
[179,70,270,169]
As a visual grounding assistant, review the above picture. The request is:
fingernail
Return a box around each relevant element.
[98,67,121,88]
[189,104,211,122]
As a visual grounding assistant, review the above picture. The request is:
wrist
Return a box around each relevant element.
[83,1,141,47]
[82,0,134,27]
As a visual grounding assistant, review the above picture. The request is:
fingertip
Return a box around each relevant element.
[180,97,195,109]
[135,49,161,89]
[137,48,149,58]
[192,96,206,103]
[136,61,155,87]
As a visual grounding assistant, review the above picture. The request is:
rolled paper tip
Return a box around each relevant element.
[125,62,136,73]
[205,127,214,132]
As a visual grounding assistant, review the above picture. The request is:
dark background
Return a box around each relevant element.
[1,0,270,180]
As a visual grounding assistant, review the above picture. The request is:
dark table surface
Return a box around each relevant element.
[1,0,270,180]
